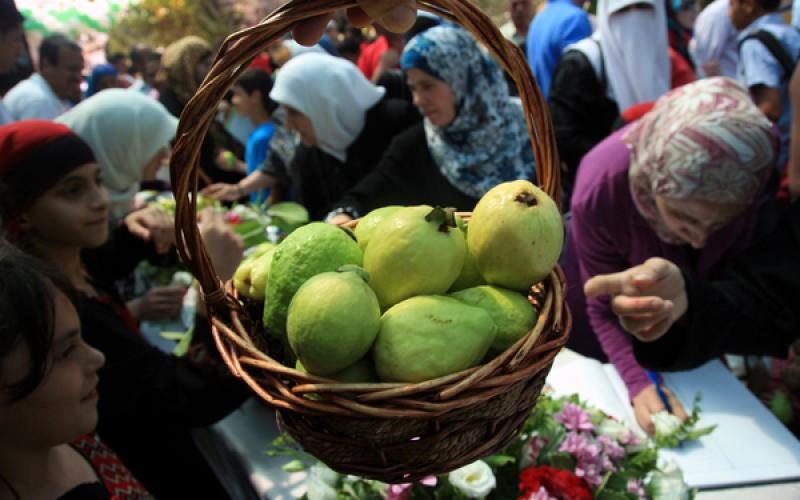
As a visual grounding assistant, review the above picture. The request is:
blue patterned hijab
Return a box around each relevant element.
[400,26,535,198]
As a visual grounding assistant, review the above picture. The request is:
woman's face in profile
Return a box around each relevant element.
[284,105,317,146]
[655,196,747,249]
[406,68,456,127]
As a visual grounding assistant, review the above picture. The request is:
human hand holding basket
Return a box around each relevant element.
[170,0,570,483]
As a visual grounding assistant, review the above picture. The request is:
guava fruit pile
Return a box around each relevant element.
[232,180,564,384]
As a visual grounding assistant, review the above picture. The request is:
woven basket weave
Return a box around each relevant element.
[170,0,570,483]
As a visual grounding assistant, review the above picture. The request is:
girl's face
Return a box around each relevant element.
[19,163,111,250]
[284,105,317,146]
[0,291,106,449]
[655,196,748,249]
[142,146,170,182]
[406,68,457,127]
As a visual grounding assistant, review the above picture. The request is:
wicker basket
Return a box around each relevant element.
[170,0,570,483]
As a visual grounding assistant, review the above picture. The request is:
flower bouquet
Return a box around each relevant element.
[270,391,714,499]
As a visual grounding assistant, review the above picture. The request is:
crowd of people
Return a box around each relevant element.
[1,0,799,497]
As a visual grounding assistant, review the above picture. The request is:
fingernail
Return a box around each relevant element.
[633,273,650,282]
[663,300,674,311]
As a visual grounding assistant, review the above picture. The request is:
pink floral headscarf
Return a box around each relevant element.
[623,77,776,244]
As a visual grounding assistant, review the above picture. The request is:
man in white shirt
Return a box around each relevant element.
[3,34,83,121]
[0,0,25,125]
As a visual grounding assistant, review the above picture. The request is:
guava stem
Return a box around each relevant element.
[425,206,458,233]
[515,191,539,207]
[337,265,371,283]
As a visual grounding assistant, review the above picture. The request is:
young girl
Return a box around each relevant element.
[0,244,151,499]
[0,120,249,499]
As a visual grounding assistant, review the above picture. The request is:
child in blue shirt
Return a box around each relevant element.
[731,0,800,168]
[205,69,278,204]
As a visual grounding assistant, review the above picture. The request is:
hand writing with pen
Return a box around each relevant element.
[584,257,690,434]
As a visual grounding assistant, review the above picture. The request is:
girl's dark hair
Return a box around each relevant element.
[236,68,278,115]
[0,0,24,35]
[0,241,77,403]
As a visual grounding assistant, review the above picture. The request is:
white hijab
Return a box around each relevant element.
[57,89,178,218]
[270,53,385,162]
[597,0,670,111]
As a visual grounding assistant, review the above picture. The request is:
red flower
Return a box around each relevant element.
[519,465,593,500]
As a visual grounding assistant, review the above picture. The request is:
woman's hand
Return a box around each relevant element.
[127,285,188,321]
[293,0,417,46]
[202,182,244,201]
[198,208,244,282]
[123,206,176,254]
[584,257,688,342]
[327,213,354,225]
[632,384,688,435]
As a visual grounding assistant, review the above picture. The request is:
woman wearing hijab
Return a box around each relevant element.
[328,25,535,221]
[57,88,178,220]
[0,120,248,499]
[267,52,420,220]
[547,0,671,205]
[562,77,778,434]
[158,36,245,187]
[85,63,118,98]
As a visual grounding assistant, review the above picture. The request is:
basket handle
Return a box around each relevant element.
[170,0,561,309]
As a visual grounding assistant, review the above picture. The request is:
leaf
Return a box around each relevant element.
[282,460,306,473]
[160,332,185,341]
[172,327,194,357]
[484,455,516,467]
[547,452,576,471]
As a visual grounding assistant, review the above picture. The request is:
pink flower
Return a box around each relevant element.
[555,403,594,432]
[386,475,437,500]
[619,429,642,447]
[528,435,549,463]
[522,486,557,500]
[627,478,647,499]
[597,434,625,462]
[386,483,412,500]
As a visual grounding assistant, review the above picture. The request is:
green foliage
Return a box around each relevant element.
[108,0,241,54]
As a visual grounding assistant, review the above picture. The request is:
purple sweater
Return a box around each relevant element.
[563,128,759,399]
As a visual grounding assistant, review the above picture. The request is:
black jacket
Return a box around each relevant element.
[548,48,619,188]
[81,225,250,499]
[634,200,800,371]
[336,123,479,215]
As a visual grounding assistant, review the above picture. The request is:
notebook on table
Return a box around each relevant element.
[545,350,800,489]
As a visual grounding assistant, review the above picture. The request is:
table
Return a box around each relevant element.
[194,354,800,499]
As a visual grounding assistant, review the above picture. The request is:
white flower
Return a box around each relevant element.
[448,460,497,498]
[597,418,628,441]
[648,460,690,500]
[652,411,683,436]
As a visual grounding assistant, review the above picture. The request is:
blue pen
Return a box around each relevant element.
[646,369,673,414]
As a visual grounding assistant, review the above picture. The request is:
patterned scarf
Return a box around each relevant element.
[623,77,776,244]
[400,26,535,199]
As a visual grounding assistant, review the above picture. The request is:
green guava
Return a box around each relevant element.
[233,258,256,298]
[296,357,378,383]
[450,285,538,351]
[364,206,466,309]
[468,181,564,291]
[247,247,277,300]
[448,224,485,292]
[373,295,496,382]
[354,205,403,250]
[263,223,363,340]
[287,266,380,375]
